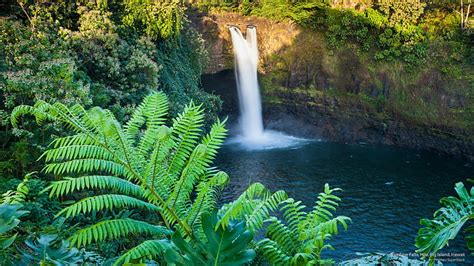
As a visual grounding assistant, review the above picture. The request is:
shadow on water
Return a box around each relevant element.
[216,140,474,264]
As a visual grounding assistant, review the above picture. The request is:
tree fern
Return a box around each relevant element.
[11,92,234,263]
[257,184,351,265]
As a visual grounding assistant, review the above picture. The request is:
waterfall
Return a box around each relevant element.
[228,26,307,150]
[229,26,264,139]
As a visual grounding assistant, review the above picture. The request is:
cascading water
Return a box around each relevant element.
[230,26,264,139]
[228,26,308,150]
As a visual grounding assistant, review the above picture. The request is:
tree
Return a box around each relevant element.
[429,0,472,30]
[459,0,471,30]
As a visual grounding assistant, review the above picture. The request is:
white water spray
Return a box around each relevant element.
[230,26,263,139]
[229,26,307,150]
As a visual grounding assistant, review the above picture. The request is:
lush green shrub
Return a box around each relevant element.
[155,28,222,122]
[0,17,92,179]
[0,1,221,180]
[122,0,184,40]
[60,7,161,118]
[375,0,426,28]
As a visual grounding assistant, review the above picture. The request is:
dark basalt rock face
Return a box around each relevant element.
[263,89,474,161]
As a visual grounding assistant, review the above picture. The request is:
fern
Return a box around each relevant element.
[115,239,170,265]
[56,194,161,218]
[46,175,143,198]
[217,182,288,232]
[2,173,32,205]
[69,219,171,247]
[11,92,233,263]
[257,184,351,266]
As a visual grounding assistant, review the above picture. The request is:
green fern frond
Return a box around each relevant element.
[143,126,174,198]
[50,134,96,149]
[261,217,299,254]
[167,103,204,180]
[166,120,227,215]
[43,159,132,179]
[302,216,351,240]
[69,219,171,247]
[115,239,170,265]
[308,184,342,222]
[41,145,116,162]
[280,199,307,233]
[11,100,53,127]
[2,173,31,205]
[46,176,143,198]
[246,190,288,232]
[167,144,208,207]
[56,194,161,218]
[217,183,288,232]
[258,184,350,265]
[258,238,292,265]
[125,92,169,145]
[196,118,228,168]
[186,171,228,235]
[141,92,169,129]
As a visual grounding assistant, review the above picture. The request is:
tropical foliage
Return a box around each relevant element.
[0,204,28,251]
[11,92,351,264]
[416,181,474,262]
[19,234,82,265]
[12,92,223,260]
[257,184,350,265]
[1,0,472,264]
[164,211,256,265]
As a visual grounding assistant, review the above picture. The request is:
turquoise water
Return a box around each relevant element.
[216,140,473,264]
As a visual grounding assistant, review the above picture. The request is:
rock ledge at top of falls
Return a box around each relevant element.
[189,11,300,74]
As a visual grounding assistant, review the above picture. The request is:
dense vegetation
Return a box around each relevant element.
[1,0,221,180]
[0,0,472,265]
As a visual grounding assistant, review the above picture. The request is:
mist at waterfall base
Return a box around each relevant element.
[228,26,307,150]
